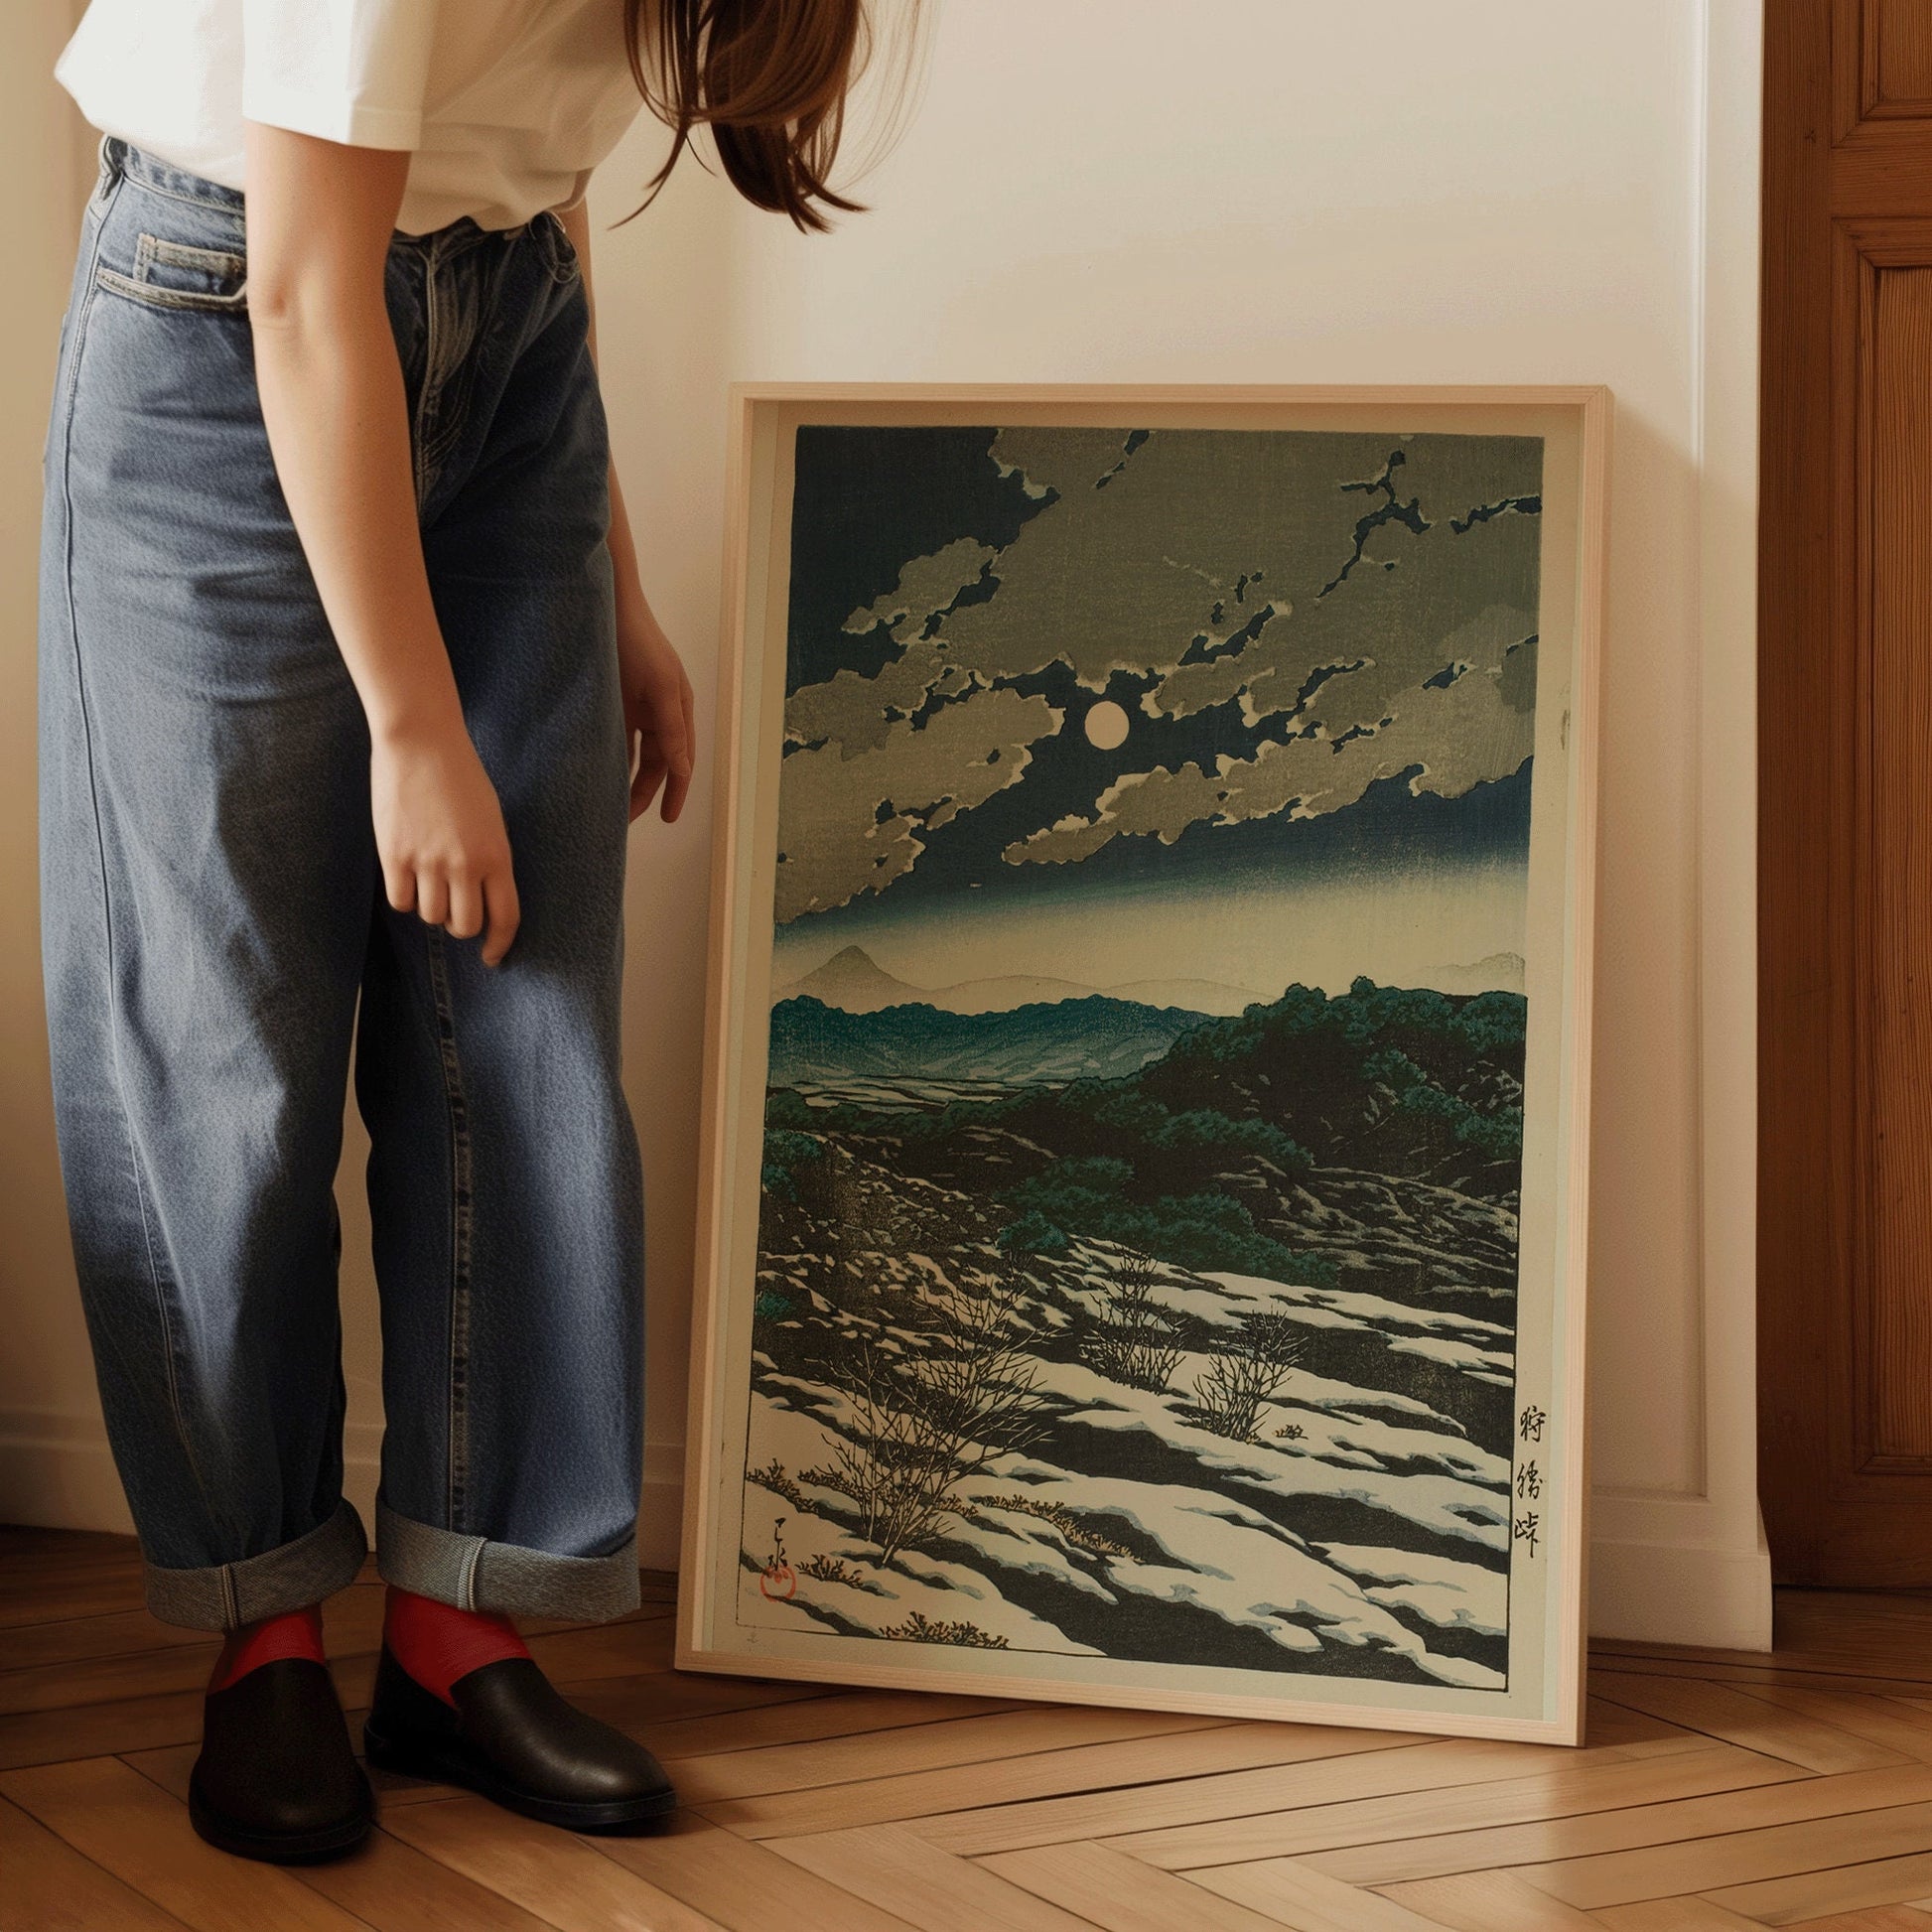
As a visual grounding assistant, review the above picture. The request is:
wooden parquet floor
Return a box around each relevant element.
[9,1531,1932,1929]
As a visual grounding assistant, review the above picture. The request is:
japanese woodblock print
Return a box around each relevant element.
[680,388,1603,1741]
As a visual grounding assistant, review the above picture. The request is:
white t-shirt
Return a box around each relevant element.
[57,0,647,234]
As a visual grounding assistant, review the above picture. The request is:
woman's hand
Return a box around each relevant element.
[371,720,521,966]
[617,587,696,824]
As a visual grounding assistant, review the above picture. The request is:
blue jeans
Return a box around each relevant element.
[39,140,646,1631]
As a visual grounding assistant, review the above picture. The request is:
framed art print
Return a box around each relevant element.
[677,384,1607,1743]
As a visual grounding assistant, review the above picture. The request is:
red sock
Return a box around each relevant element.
[207,1603,327,1694]
[383,1586,530,1706]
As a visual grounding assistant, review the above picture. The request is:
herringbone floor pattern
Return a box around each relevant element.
[8,1525,1932,1929]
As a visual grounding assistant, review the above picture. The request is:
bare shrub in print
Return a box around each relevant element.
[1190,1313,1307,1443]
[1081,1247,1185,1393]
[811,1262,1050,1566]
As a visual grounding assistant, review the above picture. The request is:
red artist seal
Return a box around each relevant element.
[759,1515,796,1598]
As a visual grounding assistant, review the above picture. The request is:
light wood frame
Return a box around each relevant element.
[677,383,1610,1744]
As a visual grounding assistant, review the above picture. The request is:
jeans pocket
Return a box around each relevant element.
[96,233,248,315]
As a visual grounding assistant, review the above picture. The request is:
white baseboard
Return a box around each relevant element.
[0,1411,687,1577]
[1588,1521,1774,1650]
[0,1411,135,1535]
[0,1410,1774,1647]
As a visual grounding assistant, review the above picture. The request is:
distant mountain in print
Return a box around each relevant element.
[775,944,1264,1018]
[1437,952,1526,996]
[767,993,1203,1091]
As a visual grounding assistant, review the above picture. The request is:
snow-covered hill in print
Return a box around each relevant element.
[740,976,1526,1690]
[741,1235,1511,1688]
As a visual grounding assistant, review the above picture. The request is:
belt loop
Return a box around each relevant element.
[91,134,122,205]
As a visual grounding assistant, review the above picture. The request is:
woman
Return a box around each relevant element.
[43,0,884,1864]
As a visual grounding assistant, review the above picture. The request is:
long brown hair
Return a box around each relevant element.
[626,0,911,233]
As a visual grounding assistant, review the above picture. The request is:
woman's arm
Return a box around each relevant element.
[243,122,520,963]
[556,200,696,825]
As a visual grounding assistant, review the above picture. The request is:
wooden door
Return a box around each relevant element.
[1761,0,1932,1583]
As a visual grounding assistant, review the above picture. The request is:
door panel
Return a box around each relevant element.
[1761,3,1932,1580]
[1865,247,1932,1470]
[1863,0,1932,119]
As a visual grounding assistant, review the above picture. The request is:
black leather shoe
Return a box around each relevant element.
[189,1658,373,1863]
[362,1644,677,1831]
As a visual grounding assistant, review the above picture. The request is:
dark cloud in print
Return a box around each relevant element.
[784,426,1052,698]
[775,425,1543,930]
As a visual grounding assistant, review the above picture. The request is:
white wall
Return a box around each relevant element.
[584,0,1771,1646]
[1,0,1767,1648]
[0,1,118,1534]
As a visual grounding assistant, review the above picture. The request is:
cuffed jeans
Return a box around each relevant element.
[38,140,646,1631]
